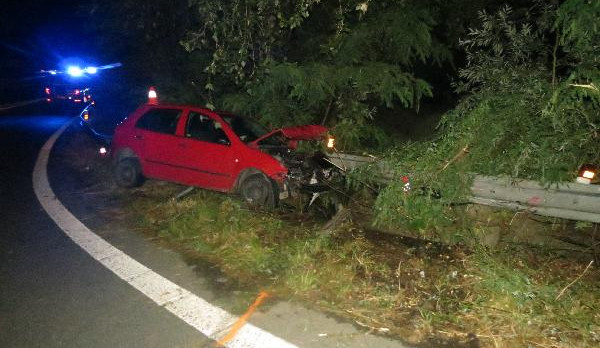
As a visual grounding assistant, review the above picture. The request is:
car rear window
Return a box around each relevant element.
[135,108,182,135]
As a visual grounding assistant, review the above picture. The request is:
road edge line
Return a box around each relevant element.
[32,120,297,348]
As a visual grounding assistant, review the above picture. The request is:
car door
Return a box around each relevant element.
[174,111,235,191]
[133,107,185,181]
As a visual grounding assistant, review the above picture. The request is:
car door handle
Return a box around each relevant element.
[133,135,143,140]
[178,143,187,148]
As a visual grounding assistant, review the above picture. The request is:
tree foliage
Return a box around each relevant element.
[181,0,322,87]
[181,1,449,149]
[372,0,600,238]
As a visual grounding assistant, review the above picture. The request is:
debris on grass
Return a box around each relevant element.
[122,183,600,347]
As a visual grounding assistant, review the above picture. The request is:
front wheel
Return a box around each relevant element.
[240,174,277,208]
[113,158,144,188]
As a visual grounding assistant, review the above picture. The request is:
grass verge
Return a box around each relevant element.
[123,182,599,347]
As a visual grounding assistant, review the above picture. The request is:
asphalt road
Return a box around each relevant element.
[0,106,210,347]
[0,103,412,348]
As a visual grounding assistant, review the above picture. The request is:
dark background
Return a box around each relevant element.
[1,1,91,102]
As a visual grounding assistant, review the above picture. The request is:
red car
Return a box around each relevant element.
[111,103,337,206]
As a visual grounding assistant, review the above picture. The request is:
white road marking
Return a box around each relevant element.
[0,98,43,111]
[32,120,297,348]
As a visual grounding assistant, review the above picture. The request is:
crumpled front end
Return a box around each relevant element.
[268,149,343,200]
[252,123,342,200]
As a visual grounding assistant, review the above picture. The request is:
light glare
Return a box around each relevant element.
[582,170,596,179]
[85,66,98,74]
[67,66,84,77]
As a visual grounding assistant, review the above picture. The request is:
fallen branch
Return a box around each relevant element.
[555,260,594,300]
[569,83,598,92]
[441,144,469,172]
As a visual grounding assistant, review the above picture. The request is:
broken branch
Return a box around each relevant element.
[555,260,594,300]
[441,144,470,172]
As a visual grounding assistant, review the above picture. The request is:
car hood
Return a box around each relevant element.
[251,125,328,145]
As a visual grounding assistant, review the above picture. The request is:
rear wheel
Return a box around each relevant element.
[114,158,144,188]
[240,174,276,208]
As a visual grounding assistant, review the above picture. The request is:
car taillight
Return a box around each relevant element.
[44,87,51,95]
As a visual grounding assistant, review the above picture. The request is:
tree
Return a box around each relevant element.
[181,0,322,94]
[372,0,600,238]
[181,1,449,149]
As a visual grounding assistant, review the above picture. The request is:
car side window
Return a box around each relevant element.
[135,108,182,135]
[185,112,230,145]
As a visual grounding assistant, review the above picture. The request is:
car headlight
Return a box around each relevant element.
[326,136,335,149]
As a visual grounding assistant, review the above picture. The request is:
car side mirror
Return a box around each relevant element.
[217,137,230,146]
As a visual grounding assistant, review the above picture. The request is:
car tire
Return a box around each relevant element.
[240,174,277,208]
[114,158,144,188]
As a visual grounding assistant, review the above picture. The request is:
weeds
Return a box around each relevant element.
[121,181,600,347]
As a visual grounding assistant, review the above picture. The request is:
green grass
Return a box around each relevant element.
[124,182,600,347]
[463,248,600,346]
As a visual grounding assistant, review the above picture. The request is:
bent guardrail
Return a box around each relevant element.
[327,152,600,223]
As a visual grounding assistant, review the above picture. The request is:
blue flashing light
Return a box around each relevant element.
[85,66,98,74]
[67,66,84,77]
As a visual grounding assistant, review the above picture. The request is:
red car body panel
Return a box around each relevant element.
[280,125,328,140]
[111,104,321,193]
[251,125,328,146]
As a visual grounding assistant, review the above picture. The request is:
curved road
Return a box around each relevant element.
[0,106,411,348]
[0,110,209,347]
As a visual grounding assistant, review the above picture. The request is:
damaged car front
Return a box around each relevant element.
[250,125,344,204]
[221,114,343,204]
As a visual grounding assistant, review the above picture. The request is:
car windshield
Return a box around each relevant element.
[218,113,269,143]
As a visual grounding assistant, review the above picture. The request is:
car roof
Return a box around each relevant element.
[142,104,237,117]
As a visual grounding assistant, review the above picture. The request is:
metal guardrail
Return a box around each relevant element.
[471,175,600,223]
[327,152,600,223]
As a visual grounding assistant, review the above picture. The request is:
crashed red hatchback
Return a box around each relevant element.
[111,103,337,206]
